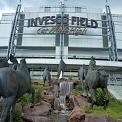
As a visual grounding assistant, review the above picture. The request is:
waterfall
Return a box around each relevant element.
[59,80,74,113]
[59,81,74,95]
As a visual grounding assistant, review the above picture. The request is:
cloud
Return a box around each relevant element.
[0,7,15,18]
[0,0,122,20]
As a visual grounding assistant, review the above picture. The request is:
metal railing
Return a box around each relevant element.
[106,5,118,61]
[7,4,21,58]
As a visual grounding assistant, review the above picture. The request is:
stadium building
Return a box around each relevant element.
[0,1,122,84]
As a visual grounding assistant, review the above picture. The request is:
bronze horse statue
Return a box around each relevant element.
[0,57,9,68]
[43,66,51,86]
[78,57,109,109]
[0,54,18,69]
[78,65,87,91]
[0,58,35,122]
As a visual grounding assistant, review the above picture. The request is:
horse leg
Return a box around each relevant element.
[43,79,46,86]
[102,88,109,110]
[0,96,15,122]
[48,80,51,86]
[81,80,84,91]
[9,100,16,122]
[0,98,9,122]
[84,82,89,97]
[89,88,96,109]
[48,77,51,86]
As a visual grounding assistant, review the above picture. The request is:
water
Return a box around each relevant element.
[59,80,74,114]
[59,81,74,95]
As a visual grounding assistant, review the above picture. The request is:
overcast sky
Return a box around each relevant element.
[0,0,122,19]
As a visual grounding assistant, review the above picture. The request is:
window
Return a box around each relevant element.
[75,7,81,13]
[45,7,51,12]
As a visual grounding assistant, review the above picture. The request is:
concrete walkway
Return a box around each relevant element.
[108,85,122,102]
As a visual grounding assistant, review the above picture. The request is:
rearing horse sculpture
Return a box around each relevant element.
[78,65,87,91]
[79,56,109,109]
[0,58,35,122]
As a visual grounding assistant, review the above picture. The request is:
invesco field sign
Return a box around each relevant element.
[27,15,98,35]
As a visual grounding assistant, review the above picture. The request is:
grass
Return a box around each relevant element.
[74,85,122,120]
[20,83,48,106]
[84,97,122,120]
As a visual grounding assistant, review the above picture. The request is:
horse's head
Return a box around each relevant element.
[0,57,9,68]
[20,58,26,64]
[18,58,30,79]
[89,56,96,70]
[45,65,49,70]
[10,54,18,64]
[17,58,27,71]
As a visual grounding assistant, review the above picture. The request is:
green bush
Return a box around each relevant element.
[96,88,106,106]
[74,85,106,106]
[85,98,122,119]
[68,75,74,81]
[20,93,32,106]
[34,87,43,104]
[74,85,83,96]
[88,88,106,106]
[75,85,82,91]
[20,84,46,106]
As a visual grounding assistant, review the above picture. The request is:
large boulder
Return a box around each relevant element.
[43,95,55,109]
[54,97,61,110]
[22,101,51,116]
[22,101,53,122]
[65,95,75,110]
[73,80,81,85]
[43,95,55,104]
[68,106,85,122]
[51,78,59,85]
[22,114,53,122]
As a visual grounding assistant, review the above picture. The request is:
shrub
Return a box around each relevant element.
[20,84,46,106]
[96,88,106,106]
[75,85,82,91]
[68,75,74,81]
[88,88,106,106]
[84,105,92,113]
[20,93,32,107]
[74,85,83,96]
